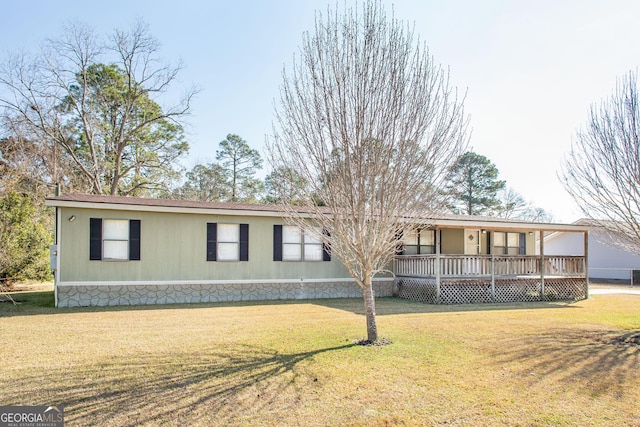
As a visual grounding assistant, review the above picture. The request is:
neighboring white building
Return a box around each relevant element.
[543,221,640,282]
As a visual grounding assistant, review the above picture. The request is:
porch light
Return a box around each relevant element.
[68,215,76,222]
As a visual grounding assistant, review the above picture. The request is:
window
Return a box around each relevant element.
[282,225,303,260]
[207,223,249,261]
[103,220,129,260]
[403,228,436,255]
[90,218,141,261]
[493,232,525,255]
[273,225,330,262]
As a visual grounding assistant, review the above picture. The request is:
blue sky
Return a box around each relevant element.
[3,0,640,222]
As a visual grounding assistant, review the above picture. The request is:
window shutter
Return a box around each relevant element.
[322,229,331,261]
[239,224,249,261]
[486,231,492,254]
[519,232,526,255]
[207,223,217,261]
[273,225,283,261]
[89,218,103,260]
[128,220,141,260]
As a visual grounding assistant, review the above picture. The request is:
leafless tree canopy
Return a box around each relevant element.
[268,2,468,341]
[561,70,640,254]
[0,20,197,196]
[496,188,554,223]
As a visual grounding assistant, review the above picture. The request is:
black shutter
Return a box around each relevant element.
[322,229,331,261]
[207,223,217,261]
[486,231,492,254]
[273,225,283,261]
[395,230,404,255]
[519,232,526,255]
[129,220,141,261]
[89,218,102,260]
[239,224,249,261]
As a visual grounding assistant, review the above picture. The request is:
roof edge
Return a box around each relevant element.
[45,194,589,231]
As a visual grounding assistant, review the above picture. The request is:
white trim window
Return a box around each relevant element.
[281,226,324,261]
[218,224,240,261]
[103,219,129,260]
[206,223,249,262]
[90,218,141,261]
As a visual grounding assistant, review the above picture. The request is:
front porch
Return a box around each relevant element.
[394,254,588,304]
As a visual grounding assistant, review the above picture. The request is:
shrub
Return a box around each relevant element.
[0,192,53,284]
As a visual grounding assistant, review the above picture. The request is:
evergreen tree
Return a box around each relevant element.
[216,134,263,202]
[262,167,309,204]
[446,151,505,216]
[175,163,231,202]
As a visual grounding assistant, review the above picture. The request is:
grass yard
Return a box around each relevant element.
[0,291,639,426]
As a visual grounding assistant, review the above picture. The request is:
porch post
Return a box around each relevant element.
[584,230,589,298]
[435,227,441,303]
[540,230,545,300]
[490,232,495,302]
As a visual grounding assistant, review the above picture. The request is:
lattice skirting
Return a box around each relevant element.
[396,277,588,305]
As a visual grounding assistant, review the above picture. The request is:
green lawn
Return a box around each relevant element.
[1,291,638,426]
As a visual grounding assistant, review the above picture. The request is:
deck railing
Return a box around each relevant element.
[394,255,585,278]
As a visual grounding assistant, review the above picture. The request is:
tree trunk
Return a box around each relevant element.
[363,279,378,342]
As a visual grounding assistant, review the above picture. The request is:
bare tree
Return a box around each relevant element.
[0,20,196,196]
[268,1,468,343]
[561,70,640,254]
[496,188,554,222]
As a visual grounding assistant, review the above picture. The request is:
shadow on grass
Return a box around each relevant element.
[313,297,584,316]
[4,342,355,426]
[487,328,640,399]
[0,291,584,319]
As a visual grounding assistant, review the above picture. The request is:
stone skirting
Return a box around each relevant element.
[56,280,395,307]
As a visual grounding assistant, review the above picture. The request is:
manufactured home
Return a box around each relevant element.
[46,194,589,307]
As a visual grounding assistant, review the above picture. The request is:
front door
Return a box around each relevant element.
[464,229,480,255]
[464,229,481,275]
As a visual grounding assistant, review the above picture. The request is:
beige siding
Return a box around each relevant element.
[57,206,542,283]
[58,207,352,282]
[526,232,535,254]
[440,229,464,254]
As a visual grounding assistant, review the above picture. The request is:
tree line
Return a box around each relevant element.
[0,20,548,212]
[0,18,543,286]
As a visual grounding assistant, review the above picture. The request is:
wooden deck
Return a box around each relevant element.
[394,255,588,304]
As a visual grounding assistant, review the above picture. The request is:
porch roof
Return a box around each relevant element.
[425,214,588,233]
